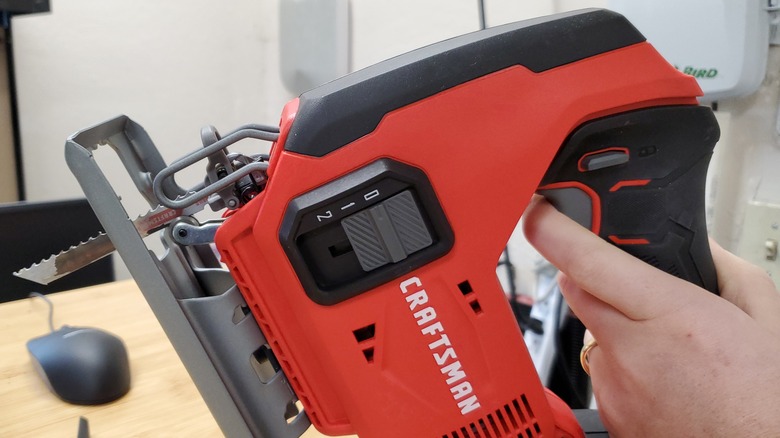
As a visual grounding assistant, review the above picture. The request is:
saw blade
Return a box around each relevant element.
[13,233,114,285]
[14,198,208,285]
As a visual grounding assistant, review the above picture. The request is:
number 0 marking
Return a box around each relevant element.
[364,189,380,201]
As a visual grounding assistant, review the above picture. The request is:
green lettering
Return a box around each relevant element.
[682,66,718,79]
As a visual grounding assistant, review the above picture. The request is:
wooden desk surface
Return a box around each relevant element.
[0,281,346,437]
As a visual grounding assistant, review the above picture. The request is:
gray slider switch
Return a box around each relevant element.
[341,190,433,272]
[582,150,629,171]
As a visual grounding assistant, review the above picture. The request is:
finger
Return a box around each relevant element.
[710,239,780,335]
[558,272,628,340]
[523,196,703,321]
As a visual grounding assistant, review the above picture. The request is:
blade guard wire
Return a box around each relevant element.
[152,125,278,211]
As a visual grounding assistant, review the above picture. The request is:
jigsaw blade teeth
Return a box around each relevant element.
[13,232,113,285]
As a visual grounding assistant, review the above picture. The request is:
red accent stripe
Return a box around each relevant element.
[577,147,629,172]
[608,235,650,245]
[537,181,601,235]
[609,179,651,192]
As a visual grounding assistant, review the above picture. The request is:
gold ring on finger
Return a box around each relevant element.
[580,338,598,376]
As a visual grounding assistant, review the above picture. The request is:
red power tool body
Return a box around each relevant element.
[215,9,719,438]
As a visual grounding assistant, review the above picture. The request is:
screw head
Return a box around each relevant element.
[178,228,188,237]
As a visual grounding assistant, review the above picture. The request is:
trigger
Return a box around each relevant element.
[537,185,595,232]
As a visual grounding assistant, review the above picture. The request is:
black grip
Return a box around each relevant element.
[538,106,720,294]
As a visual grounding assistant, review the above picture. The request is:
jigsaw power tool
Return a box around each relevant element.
[17,8,720,438]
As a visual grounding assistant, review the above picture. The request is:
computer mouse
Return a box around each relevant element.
[26,325,131,405]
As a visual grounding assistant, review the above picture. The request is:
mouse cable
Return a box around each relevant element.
[77,416,90,438]
[28,292,56,333]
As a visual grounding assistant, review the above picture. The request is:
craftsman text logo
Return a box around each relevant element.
[400,277,481,415]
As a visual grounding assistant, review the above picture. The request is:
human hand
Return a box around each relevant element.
[522,196,780,437]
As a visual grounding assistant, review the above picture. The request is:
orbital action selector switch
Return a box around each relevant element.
[279,159,453,305]
[342,190,433,272]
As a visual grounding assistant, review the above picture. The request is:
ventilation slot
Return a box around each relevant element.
[284,399,305,425]
[250,345,281,384]
[353,324,376,342]
[353,323,377,364]
[458,280,483,316]
[232,304,251,324]
[362,347,375,363]
[441,395,540,438]
[230,264,245,284]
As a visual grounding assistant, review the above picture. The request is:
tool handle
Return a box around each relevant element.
[539,105,720,294]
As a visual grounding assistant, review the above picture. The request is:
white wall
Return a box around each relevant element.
[350,0,603,70]
[13,0,289,204]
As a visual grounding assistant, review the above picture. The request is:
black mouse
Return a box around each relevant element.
[27,325,131,405]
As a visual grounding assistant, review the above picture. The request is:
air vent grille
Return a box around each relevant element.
[441,395,540,438]
[458,280,483,316]
[353,323,377,364]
